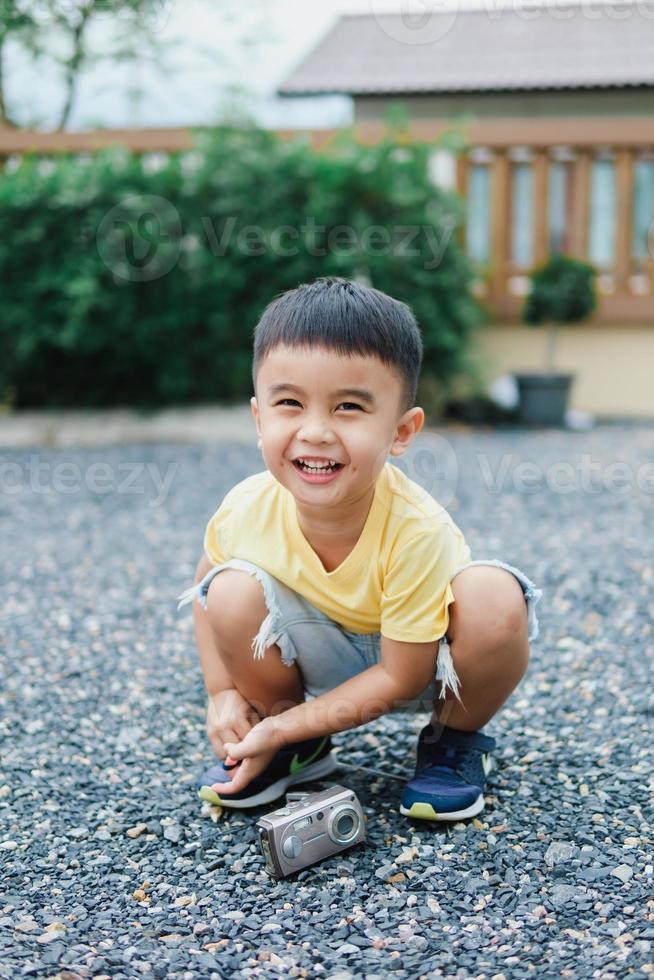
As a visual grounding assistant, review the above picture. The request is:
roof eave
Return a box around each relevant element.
[278,81,654,97]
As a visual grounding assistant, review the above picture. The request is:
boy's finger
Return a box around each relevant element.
[212,765,249,795]
[234,721,254,741]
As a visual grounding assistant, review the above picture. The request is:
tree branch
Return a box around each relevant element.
[55,0,96,131]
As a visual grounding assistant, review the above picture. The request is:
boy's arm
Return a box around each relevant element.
[270,636,439,744]
[270,635,440,746]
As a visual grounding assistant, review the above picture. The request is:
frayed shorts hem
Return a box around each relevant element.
[177,557,543,713]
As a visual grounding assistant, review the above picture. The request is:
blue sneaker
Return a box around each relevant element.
[400,723,496,821]
[196,735,337,809]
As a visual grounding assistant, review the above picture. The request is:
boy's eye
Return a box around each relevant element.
[274,399,362,411]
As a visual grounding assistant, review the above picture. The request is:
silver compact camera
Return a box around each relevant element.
[256,785,366,878]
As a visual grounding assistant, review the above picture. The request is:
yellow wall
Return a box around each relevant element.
[471,325,654,418]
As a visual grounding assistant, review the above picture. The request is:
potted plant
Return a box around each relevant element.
[515,253,597,427]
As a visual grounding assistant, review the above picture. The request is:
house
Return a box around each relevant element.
[279,3,654,418]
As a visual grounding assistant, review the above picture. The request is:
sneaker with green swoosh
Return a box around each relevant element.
[196,735,337,809]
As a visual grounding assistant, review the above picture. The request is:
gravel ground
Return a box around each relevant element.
[1,423,653,979]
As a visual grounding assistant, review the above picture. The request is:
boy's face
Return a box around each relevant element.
[251,344,424,512]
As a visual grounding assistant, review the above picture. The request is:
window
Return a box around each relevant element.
[548,161,573,255]
[466,164,491,265]
[588,158,617,267]
[428,150,457,191]
[510,162,533,266]
[632,159,654,262]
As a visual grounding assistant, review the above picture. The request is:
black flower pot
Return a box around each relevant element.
[514,373,575,428]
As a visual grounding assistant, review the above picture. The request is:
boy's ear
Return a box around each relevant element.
[250,396,261,437]
[251,397,263,449]
[389,407,425,457]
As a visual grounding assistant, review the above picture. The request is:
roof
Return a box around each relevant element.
[279,3,654,96]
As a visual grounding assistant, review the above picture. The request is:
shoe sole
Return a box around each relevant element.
[399,793,485,822]
[197,751,338,809]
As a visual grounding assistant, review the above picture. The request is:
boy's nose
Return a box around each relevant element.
[296,419,337,444]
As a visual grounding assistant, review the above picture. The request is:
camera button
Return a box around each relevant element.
[274,808,292,815]
[282,835,303,859]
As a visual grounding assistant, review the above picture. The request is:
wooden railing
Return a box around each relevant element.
[456,147,654,324]
[1,116,652,324]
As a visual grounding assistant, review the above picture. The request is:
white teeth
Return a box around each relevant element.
[296,457,340,472]
[297,457,337,467]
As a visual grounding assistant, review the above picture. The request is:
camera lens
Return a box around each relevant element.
[336,812,355,836]
[328,805,360,845]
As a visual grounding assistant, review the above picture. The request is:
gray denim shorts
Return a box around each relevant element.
[177,558,543,713]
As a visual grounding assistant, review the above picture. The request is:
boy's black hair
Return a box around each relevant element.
[251,277,423,414]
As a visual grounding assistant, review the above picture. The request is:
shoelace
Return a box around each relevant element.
[418,741,468,774]
[421,764,465,777]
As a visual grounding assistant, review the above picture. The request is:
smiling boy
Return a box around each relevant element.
[177,277,543,821]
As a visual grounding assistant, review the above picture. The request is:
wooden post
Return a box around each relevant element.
[614,149,634,294]
[532,149,549,266]
[489,150,509,298]
[456,152,468,197]
[455,153,468,250]
[570,151,590,259]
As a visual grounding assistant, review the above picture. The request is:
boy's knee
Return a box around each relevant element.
[205,569,268,649]
[451,566,528,648]
[489,573,529,646]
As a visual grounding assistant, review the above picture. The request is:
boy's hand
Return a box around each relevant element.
[206,689,261,761]
[217,719,281,796]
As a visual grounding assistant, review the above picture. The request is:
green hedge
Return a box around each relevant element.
[0,125,484,409]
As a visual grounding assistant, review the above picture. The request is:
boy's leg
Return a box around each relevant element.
[401,565,531,821]
[433,565,530,732]
[204,568,305,720]
[195,568,338,808]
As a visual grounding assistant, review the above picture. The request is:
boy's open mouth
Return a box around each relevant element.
[292,457,345,474]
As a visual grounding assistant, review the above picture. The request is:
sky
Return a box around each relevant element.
[7,0,484,130]
[8,0,627,131]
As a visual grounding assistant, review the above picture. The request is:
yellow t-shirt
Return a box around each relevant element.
[203,461,471,643]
